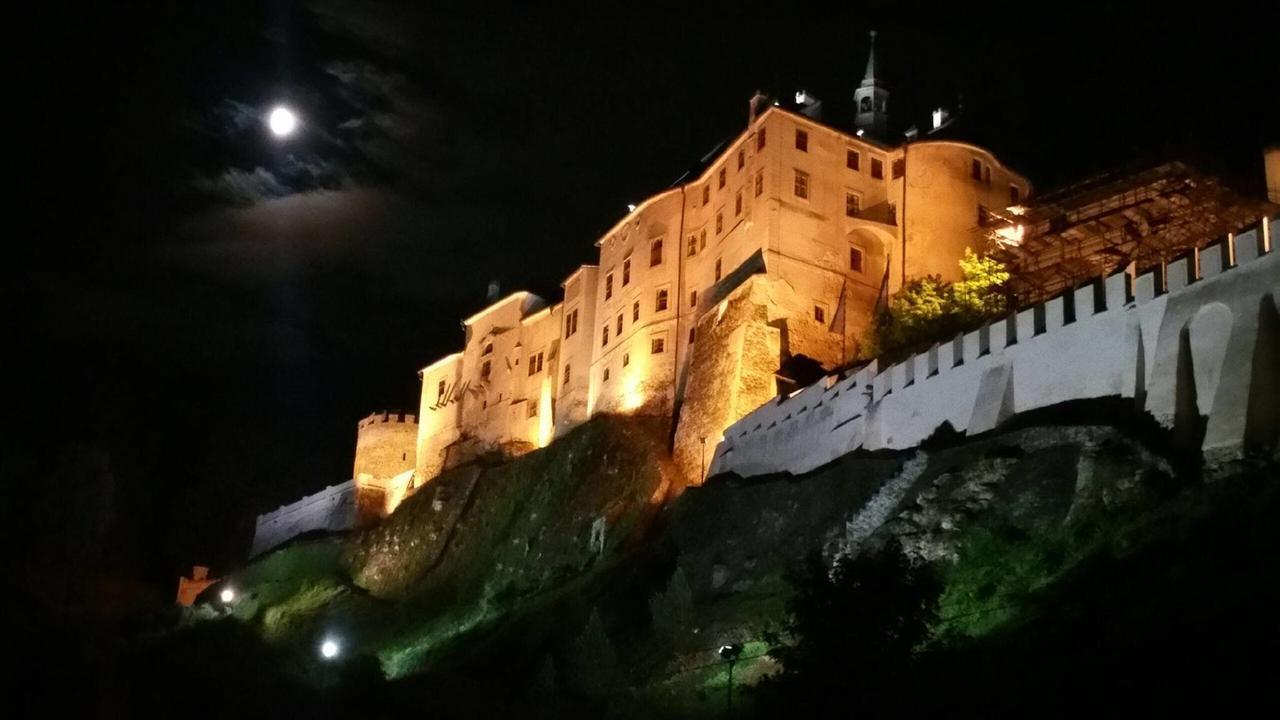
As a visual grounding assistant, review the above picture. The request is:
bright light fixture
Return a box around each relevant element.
[219,588,235,603]
[627,204,637,212]
[320,638,340,659]
[268,106,298,137]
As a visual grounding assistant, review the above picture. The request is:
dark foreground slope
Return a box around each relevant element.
[122,405,1277,718]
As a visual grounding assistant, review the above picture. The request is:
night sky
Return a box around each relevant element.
[8,1,1278,594]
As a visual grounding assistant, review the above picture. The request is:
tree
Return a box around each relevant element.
[753,543,940,715]
[862,249,1011,364]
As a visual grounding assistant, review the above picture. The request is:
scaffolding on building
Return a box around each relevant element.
[979,162,1275,303]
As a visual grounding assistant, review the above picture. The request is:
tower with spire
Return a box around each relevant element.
[853,30,890,138]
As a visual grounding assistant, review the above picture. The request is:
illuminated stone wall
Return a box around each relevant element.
[673,277,782,485]
[352,411,418,524]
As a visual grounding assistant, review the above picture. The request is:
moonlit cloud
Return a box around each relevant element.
[194,166,291,205]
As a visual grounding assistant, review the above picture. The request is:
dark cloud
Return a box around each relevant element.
[193,166,292,205]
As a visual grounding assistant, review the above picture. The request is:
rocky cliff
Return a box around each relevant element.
[199,401,1275,716]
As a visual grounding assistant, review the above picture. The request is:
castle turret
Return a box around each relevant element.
[853,30,890,138]
[353,411,418,524]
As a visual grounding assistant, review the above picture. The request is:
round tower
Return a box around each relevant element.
[353,411,419,525]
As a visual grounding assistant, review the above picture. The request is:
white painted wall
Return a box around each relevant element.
[711,219,1280,479]
[250,479,356,557]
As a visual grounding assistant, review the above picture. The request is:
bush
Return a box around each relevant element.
[862,249,1011,364]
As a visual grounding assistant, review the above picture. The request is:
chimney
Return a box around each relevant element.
[1266,146,1280,204]
[486,280,501,302]
[748,90,770,125]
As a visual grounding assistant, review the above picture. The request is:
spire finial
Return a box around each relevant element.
[862,30,879,86]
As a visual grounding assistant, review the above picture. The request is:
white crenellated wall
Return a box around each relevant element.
[710,218,1279,479]
[250,479,356,557]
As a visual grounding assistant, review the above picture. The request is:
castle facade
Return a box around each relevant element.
[350,38,1030,519]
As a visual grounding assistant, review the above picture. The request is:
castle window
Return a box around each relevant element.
[689,327,696,344]
[527,401,538,418]
[845,191,861,218]
[565,308,579,338]
[563,364,571,385]
[716,212,723,235]
[699,228,707,250]
[604,367,610,382]
[602,325,609,347]
[689,289,697,308]
[481,359,491,379]
[687,235,697,257]
[616,313,623,336]
[437,380,446,404]
[633,301,640,322]
[714,258,722,282]
[702,184,710,205]
[718,167,726,189]
[1010,184,1021,205]
[871,158,883,179]
[649,238,663,267]
[757,126,767,150]
[737,149,745,170]
[651,336,666,354]
[795,128,808,152]
[892,158,905,179]
[528,354,537,376]
[814,305,826,324]
[846,149,860,171]
[622,257,631,286]
[850,246,864,273]
[605,272,613,300]
[655,288,669,312]
[754,171,764,197]
[983,165,991,185]
[623,352,630,367]
[972,158,982,181]
[735,189,743,216]
[794,169,809,199]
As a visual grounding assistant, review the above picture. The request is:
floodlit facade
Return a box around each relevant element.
[387,37,1032,513]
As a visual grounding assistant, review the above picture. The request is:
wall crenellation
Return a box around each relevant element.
[711,216,1277,479]
[358,411,418,429]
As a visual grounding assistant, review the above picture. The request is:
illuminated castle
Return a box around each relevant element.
[251,36,1277,549]
[359,33,1030,516]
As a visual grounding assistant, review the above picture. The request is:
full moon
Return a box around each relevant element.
[267,106,298,137]
[320,638,340,659]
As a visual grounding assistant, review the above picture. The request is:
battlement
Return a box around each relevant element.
[712,215,1277,479]
[250,479,356,557]
[358,411,418,429]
